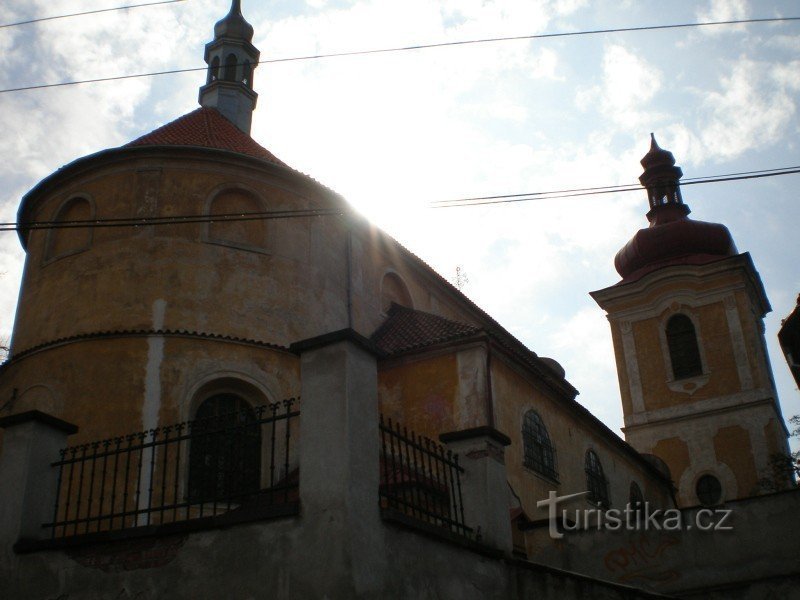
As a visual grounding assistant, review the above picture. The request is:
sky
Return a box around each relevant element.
[0,0,798,438]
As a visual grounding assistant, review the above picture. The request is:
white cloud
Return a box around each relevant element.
[699,57,796,160]
[576,44,663,128]
[696,0,749,33]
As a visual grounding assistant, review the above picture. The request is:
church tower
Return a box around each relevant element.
[198,0,260,133]
[591,136,791,506]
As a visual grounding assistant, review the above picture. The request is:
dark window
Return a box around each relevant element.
[585,450,610,508]
[188,394,261,503]
[209,56,220,83]
[522,410,558,481]
[243,60,252,87]
[695,474,722,506]
[224,53,238,82]
[666,314,703,379]
[629,481,644,512]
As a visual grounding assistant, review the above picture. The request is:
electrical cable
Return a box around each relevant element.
[3,166,798,232]
[0,0,187,30]
[1,15,797,94]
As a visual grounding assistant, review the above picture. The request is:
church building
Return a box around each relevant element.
[0,2,796,599]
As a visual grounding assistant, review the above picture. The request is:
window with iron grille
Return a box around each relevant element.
[522,410,558,481]
[666,314,703,379]
[188,394,261,504]
[585,450,609,508]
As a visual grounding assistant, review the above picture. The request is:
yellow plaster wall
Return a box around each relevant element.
[0,337,299,450]
[632,301,742,412]
[491,357,674,522]
[377,352,460,440]
[13,155,350,356]
[651,436,690,487]
[713,425,758,496]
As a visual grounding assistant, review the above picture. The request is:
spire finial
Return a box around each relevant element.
[638,134,688,221]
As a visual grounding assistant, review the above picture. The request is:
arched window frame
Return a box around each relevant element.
[521,410,558,481]
[665,313,703,380]
[43,194,96,265]
[657,307,710,394]
[201,184,271,254]
[209,55,221,83]
[380,270,414,314]
[188,392,262,505]
[223,53,238,82]
[585,449,610,508]
[242,60,252,87]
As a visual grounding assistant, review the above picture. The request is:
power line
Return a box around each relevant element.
[0,0,187,30]
[1,15,797,94]
[5,208,344,233]
[4,166,799,232]
[430,166,800,208]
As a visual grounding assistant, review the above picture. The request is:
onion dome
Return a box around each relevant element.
[614,135,737,282]
[214,0,254,42]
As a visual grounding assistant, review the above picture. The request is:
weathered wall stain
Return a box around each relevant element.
[603,534,681,584]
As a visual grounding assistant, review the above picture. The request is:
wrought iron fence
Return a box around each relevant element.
[45,399,299,539]
[379,415,472,538]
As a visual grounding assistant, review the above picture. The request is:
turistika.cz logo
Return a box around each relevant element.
[536,491,733,540]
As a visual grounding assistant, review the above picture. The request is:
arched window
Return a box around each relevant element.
[695,474,722,506]
[585,450,610,508]
[205,189,267,252]
[209,56,220,83]
[242,60,252,87]
[380,272,413,312]
[666,314,703,379]
[188,394,261,504]
[45,196,94,262]
[629,481,644,512]
[522,410,558,480]
[224,53,238,82]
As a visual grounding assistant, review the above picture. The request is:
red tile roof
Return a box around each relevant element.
[371,304,480,355]
[125,107,286,166]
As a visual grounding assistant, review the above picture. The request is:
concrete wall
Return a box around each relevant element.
[0,515,676,600]
[526,488,800,599]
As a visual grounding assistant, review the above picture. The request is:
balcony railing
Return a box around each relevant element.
[45,399,299,539]
[379,415,472,539]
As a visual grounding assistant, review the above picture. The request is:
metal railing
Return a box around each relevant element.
[379,415,472,538]
[45,399,299,539]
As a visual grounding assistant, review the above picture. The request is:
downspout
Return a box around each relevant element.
[486,341,496,428]
[346,225,353,330]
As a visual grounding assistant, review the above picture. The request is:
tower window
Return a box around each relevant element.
[522,410,558,481]
[585,450,609,508]
[243,60,252,87]
[224,53,238,82]
[666,314,703,379]
[188,393,261,503]
[209,56,220,83]
[695,474,722,506]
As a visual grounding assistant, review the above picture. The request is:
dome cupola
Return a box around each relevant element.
[214,0,254,42]
[614,135,737,282]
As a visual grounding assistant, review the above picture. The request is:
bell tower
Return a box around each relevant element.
[591,136,791,506]
[198,0,260,133]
